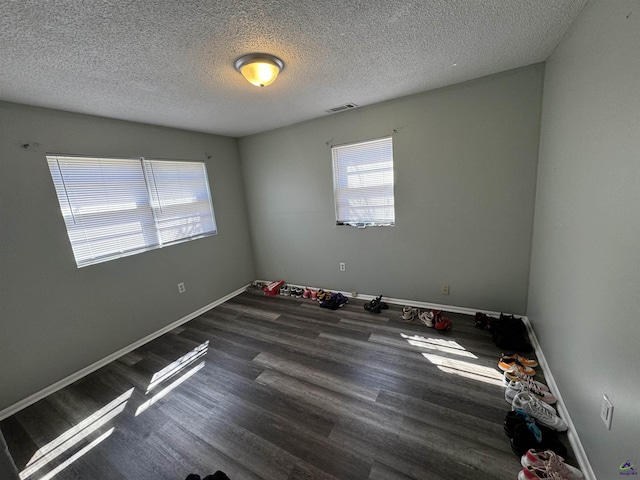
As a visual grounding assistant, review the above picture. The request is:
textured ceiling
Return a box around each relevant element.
[0,0,588,137]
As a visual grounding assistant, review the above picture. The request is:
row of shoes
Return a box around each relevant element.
[401,306,452,331]
[363,295,389,313]
[279,284,316,299]
[278,283,350,310]
[500,354,557,406]
[498,354,567,432]
[497,354,583,479]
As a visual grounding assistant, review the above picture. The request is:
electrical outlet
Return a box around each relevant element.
[178,282,186,294]
[601,394,614,429]
[351,292,357,298]
[441,284,449,295]
[340,262,346,272]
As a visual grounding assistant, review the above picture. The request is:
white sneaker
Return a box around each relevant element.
[506,380,557,406]
[512,391,567,432]
[401,306,418,322]
[505,382,556,414]
[418,310,434,327]
[519,376,556,401]
[504,368,550,392]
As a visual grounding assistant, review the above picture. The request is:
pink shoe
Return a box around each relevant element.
[521,450,583,479]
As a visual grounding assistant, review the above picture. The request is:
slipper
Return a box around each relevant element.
[372,295,389,309]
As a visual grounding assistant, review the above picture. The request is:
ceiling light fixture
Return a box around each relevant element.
[234,53,284,87]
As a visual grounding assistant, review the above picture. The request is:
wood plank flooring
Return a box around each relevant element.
[1,290,572,480]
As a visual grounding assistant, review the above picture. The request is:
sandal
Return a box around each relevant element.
[372,295,389,309]
[365,301,382,314]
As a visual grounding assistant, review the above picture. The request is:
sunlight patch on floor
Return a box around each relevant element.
[20,388,133,479]
[33,428,114,480]
[422,353,505,387]
[147,340,209,393]
[400,333,478,358]
[135,362,205,416]
[20,342,210,479]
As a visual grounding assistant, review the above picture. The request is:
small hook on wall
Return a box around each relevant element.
[20,142,40,150]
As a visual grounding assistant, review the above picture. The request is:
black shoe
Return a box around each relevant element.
[372,295,389,309]
[334,292,349,307]
[504,410,557,440]
[504,410,533,438]
[203,472,231,480]
[475,312,491,329]
[495,334,533,353]
[319,294,340,310]
[510,422,567,457]
[364,302,381,313]
[185,475,201,480]
[504,410,566,457]
[365,295,387,313]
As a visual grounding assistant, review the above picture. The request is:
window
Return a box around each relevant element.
[47,155,217,267]
[331,136,395,227]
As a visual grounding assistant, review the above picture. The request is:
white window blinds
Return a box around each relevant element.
[47,155,217,267]
[143,160,216,245]
[331,137,395,226]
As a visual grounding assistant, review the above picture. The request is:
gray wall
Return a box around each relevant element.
[528,1,640,478]
[239,65,544,314]
[0,101,255,413]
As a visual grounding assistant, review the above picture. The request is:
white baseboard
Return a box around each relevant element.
[0,284,250,421]
[522,316,596,480]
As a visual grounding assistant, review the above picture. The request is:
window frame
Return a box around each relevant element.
[46,154,217,267]
[331,136,396,227]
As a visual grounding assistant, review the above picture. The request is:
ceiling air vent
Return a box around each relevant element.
[327,103,358,114]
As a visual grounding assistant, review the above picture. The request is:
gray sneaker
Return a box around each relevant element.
[511,391,567,432]
[505,381,557,408]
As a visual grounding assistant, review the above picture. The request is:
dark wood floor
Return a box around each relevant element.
[1,290,570,480]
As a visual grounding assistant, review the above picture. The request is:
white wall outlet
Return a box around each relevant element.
[339,262,346,272]
[600,394,614,429]
[351,292,357,298]
[441,284,449,295]
[178,282,186,294]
